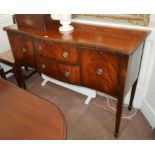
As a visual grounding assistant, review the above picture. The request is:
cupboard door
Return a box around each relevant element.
[80,47,120,96]
[7,32,36,67]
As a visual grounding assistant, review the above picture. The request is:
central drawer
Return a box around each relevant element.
[36,56,81,85]
[34,39,79,65]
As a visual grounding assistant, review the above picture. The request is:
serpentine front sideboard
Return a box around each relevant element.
[3,17,149,137]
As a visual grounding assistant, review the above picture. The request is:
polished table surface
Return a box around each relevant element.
[0,78,67,140]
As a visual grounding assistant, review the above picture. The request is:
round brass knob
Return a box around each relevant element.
[38,46,42,51]
[96,68,103,76]
[63,51,69,58]
[22,47,27,53]
[41,64,46,69]
[26,19,29,25]
[25,19,32,25]
[65,71,70,77]
[17,34,22,38]
[100,51,104,55]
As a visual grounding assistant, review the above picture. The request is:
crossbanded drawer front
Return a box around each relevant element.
[34,39,79,65]
[36,56,81,85]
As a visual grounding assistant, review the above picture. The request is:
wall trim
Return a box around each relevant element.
[141,99,155,129]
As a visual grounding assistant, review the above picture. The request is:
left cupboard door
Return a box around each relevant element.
[7,31,36,67]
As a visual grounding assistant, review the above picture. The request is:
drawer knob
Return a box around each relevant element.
[17,35,22,38]
[65,71,70,77]
[26,19,29,24]
[41,64,46,69]
[38,46,42,51]
[63,51,69,58]
[26,19,32,25]
[22,47,27,53]
[96,68,103,76]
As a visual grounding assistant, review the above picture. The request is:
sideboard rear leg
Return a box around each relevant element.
[128,79,138,111]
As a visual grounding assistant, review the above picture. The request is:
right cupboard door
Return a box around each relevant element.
[80,47,120,96]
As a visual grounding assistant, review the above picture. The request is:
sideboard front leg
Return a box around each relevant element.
[15,63,26,89]
[13,64,22,88]
[114,94,124,138]
[128,79,138,110]
[114,55,128,138]
[0,66,6,79]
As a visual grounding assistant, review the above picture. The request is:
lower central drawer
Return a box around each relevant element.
[36,56,81,85]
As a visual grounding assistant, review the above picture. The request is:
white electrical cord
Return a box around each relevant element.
[106,96,137,120]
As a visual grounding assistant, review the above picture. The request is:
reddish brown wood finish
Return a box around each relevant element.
[7,31,36,67]
[0,78,67,140]
[80,47,120,96]
[3,18,150,137]
[36,56,81,85]
[15,14,49,30]
[34,39,79,65]
[114,55,129,137]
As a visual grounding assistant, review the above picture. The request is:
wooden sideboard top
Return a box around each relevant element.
[4,20,150,55]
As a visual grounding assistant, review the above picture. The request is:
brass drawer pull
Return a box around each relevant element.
[17,34,22,39]
[26,19,29,25]
[65,71,70,77]
[22,47,27,53]
[41,64,46,69]
[96,68,103,76]
[25,19,33,25]
[38,46,43,51]
[63,51,69,58]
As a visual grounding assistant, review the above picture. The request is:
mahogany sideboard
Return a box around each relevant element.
[3,16,150,137]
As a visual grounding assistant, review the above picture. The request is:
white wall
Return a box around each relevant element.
[146,15,155,111]
[0,14,13,72]
[146,63,155,110]
[0,15,12,52]
[140,14,155,129]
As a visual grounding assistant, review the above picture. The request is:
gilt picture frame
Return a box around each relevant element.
[72,14,150,26]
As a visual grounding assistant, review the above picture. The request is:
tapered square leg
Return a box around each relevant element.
[114,95,124,138]
[14,63,26,89]
[128,79,138,111]
[0,66,6,79]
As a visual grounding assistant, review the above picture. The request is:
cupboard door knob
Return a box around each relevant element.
[26,19,29,25]
[17,35,22,38]
[100,51,104,55]
[63,51,69,58]
[38,46,42,51]
[26,19,32,25]
[96,68,103,76]
[65,71,70,77]
[22,47,27,53]
[41,64,46,69]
